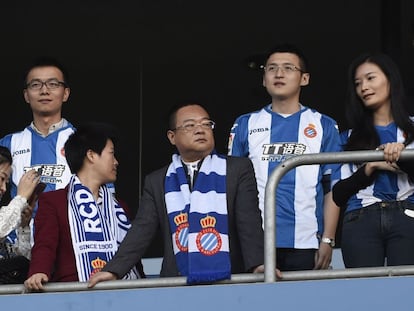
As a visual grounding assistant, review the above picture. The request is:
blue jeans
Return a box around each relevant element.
[341,201,414,268]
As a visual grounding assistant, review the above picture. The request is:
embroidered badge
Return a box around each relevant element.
[174,213,189,252]
[196,215,222,256]
[90,257,107,277]
[304,123,317,138]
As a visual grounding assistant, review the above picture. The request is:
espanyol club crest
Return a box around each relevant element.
[303,123,317,138]
[196,215,222,256]
[174,212,189,252]
[90,257,107,277]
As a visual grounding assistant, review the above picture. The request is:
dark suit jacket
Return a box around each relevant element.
[28,186,139,282]
[103,155,264,278]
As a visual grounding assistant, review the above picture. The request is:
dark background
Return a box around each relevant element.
[0,0,413,254]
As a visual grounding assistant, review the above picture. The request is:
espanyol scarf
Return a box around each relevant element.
[165,152,231,284]
[68,175,139,282]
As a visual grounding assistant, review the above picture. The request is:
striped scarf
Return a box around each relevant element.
[165,152,231,284]
[68,175,139,282]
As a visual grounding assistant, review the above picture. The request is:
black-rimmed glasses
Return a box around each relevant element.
[26,78,67,90]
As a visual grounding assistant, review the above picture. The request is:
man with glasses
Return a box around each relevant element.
[228,44,342,272]
[88,102,279,287]
[0,56,75,255]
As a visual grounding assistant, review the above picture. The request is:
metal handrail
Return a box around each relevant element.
[3,264,414,294]
[2,149,414,294]
[264,149,414,282]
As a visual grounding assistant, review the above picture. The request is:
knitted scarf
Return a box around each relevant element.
[165,152,231,284]
[68,175,139,282]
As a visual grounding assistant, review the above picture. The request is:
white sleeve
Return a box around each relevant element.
[0,195,28,239]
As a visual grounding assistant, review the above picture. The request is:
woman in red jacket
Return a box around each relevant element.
[24,122,144,290]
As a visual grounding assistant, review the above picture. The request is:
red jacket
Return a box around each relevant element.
[28,186,138,282]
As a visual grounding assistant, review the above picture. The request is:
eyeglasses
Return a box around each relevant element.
[172,120,215,132]
[26,78,67,90]
[262,64,304,74]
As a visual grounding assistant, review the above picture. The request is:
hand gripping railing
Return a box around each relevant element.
[2,150,414,294]
[264,149,414,282]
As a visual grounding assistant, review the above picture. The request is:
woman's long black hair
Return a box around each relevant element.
[344,52,414,151]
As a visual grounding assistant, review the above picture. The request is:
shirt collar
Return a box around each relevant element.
[30,118,69,137]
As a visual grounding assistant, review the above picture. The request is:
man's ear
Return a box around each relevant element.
[23,89,30,104]
[300,72,310,86]
[167,130,176,146]
[63,87,71,102]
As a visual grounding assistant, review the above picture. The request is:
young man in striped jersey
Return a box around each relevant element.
[0,57,75,252]
[228,44,341,271]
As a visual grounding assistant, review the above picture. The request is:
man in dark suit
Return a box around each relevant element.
[89,102,274,287]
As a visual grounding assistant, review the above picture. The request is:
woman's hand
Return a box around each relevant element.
[365,142,405,175]
[16,169,41,200]
[377,142,405,163]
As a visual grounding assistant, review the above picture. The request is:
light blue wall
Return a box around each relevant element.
[4,275,414,311]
